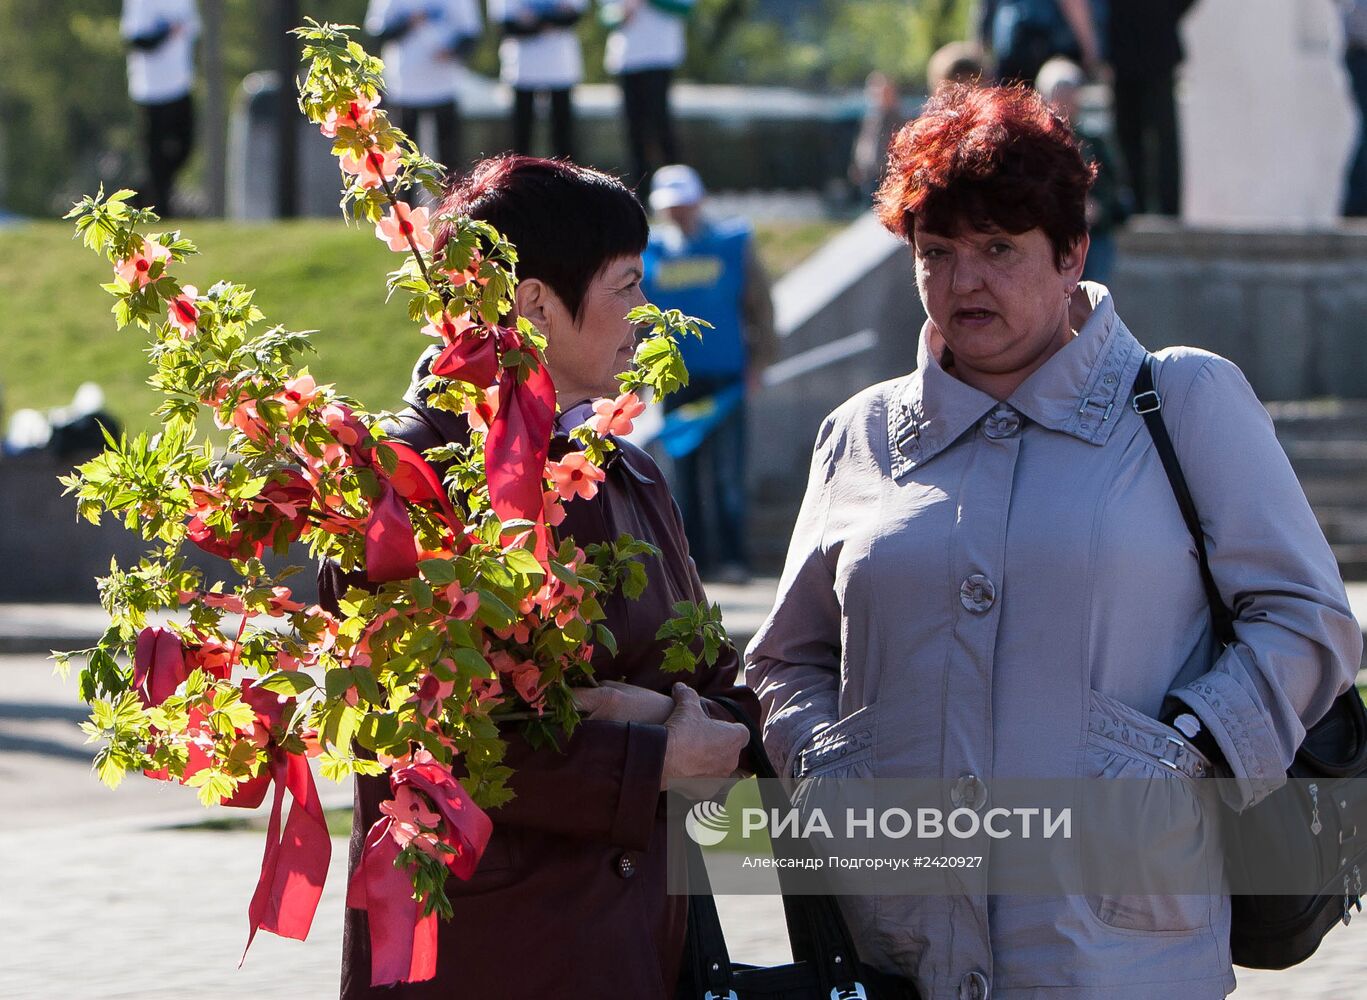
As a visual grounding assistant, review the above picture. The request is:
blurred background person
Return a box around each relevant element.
[1036,57,1131,283]
[642,165,776,584]
[1341,0,1367,216]
[365,0,483,175]
[979,0,1104,85]
[926,39,987,92]
[120,0,200,216]
[603,0,696,203]
[848,72,903,204]
[491,0,588,159]
[1107,0,1198,216]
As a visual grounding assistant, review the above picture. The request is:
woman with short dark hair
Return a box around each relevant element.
[745,85,1360,999]
[333,156,755,999]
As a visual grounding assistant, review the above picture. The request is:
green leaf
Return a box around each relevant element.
[325,667,355,700]
[259,670,317,696]
[452,647,493,680]
[503,547,545,580]
[418,558,458,586]
[594,625,618,659]
[660,644,697,674]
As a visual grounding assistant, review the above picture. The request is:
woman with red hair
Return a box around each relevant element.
[745,85,1359,998]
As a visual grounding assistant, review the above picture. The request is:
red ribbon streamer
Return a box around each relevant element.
[348,756,493,985]
[239,682,331,960]
[485,361,556,561]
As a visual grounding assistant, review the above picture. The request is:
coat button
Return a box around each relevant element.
[982,406,1021,440]
[959,574,996,614]
[951,773,986,812]
[615,853,636,879]
[959,970,989,999]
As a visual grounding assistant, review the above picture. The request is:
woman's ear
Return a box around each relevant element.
[1061,232,1090,289]
[514,277,567,339]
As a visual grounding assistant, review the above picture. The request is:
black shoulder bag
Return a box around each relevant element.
[677,699,920,1000]
[1133,354,1367,968]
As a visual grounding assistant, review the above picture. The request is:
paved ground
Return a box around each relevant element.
[3,583,1366,997]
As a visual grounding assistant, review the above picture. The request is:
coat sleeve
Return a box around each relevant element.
[1162,353,1362,810]
[742,415,843,789]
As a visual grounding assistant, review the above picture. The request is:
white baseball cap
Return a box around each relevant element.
[649,165,706,211]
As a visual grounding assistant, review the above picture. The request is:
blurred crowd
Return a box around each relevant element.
[67,0,1367,578]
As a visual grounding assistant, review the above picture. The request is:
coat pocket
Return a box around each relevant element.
[1083,689,1221,934]
[795,703,878,780]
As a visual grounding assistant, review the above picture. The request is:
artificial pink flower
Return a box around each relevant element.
[320,94,379,138]
[379,785,444,857]
[543,489,567,528]
[185,636,237,681]
[509,661,547,711]
[167,284,199,338]
[321,402,366,449]
[412,671,456,716]
[546,452,606,502]
[339,146,400,190]
[421,308,476,346]
[443,249,488,289]
[276,373,321,422]
[201,591,247,615]
[266,586,306,616]
[443,585,480,620]
[590,391,646,438]
[375,202,433,253]
[114,239,172,290]
[463,384,499,433]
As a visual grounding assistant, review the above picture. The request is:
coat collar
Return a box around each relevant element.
[887,283,1145,478]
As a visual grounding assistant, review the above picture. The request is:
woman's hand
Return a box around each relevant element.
[660,684,750,794]
[572,679,675,725]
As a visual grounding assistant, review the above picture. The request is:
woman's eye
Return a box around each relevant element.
[988,243,1012,255]
[921,248,947,261]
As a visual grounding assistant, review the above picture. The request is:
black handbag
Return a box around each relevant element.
[1133,354,1367,968]
[677,699,920,1000]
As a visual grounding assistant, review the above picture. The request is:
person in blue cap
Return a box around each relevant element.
[642,165,776,583]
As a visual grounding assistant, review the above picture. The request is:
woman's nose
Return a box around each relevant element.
[950,257,985,294]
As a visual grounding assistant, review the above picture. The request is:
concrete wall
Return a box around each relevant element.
[744,214,1367,569]
[1182,0,1356,227]
[0,454,316,604]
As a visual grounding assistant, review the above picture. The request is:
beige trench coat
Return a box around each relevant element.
[744,283,1362,1000]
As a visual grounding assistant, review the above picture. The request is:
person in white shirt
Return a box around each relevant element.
[365,0,483,173]
[490,0,588,159]
[603,0,693,199]
[120,0,200,215]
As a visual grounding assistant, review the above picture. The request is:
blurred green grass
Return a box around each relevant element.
[0,217,839,436]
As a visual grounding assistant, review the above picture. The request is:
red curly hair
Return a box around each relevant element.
[875,84,1096,267]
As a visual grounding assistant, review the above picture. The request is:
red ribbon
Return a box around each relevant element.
[485,361,556,561]
[347,755,493,985]
[364,441,464,583]
[430,330,499,389]
[238,681,331,960]
[133,626,189,707]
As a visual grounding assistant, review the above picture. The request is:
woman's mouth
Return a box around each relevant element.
[953,308,996,326]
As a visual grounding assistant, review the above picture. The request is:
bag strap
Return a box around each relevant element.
[1132,355,1237,646]
[680,696,868,998]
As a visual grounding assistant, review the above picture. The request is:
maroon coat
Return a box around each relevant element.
[325,366,759,1000]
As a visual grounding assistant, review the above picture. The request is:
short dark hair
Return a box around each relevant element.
[433,156,648,320]
[875,84,1095,267]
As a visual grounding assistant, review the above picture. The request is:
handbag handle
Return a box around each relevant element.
[1131,354,1237,646]
[681,696,869,999]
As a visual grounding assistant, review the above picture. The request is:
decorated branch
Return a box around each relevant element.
[58,19,725,986]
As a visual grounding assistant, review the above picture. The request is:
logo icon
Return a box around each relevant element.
[684,800,731,847]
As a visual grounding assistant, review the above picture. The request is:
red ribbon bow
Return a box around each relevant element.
[347,753,493,985]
